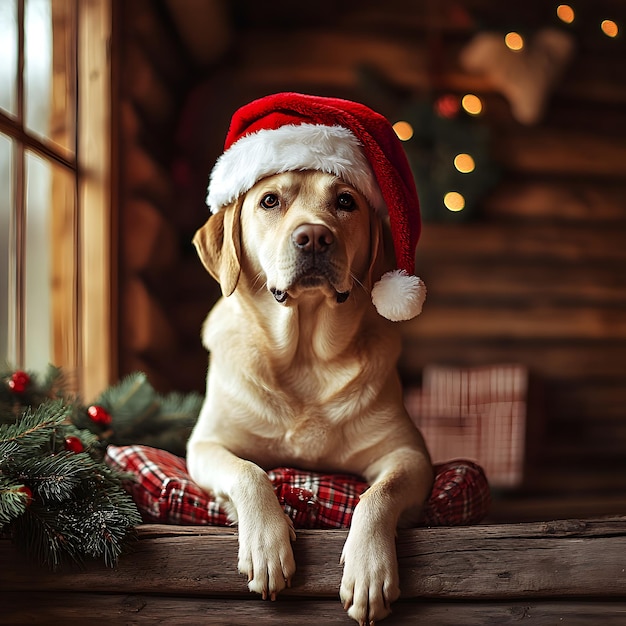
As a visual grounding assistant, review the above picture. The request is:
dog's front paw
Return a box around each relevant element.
[238,513,296,600]
[339,531,400,625]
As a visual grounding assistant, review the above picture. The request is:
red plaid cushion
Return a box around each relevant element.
[106,445,490,528]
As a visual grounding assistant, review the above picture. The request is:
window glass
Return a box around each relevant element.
[25,0,53,141]
[24,0,76,155]
[24,150,52,372]
[0,0,17,116]
[0,133,13,363]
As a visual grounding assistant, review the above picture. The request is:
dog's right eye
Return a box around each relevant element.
[260,193,280,210]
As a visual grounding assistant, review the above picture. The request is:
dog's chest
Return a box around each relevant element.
[281,413,339,465]
[268,362,369,465]
[280,357,367,413]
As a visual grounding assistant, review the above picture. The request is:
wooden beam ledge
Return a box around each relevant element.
[2,516,626,624]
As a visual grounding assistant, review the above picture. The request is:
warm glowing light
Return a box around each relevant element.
[444,191,465,212]
[393,120,414,141]
[504,32,524,51]
[556,4,575,24]
[601,19,619,38]
[454,153,475,173]
[461,94,483,116]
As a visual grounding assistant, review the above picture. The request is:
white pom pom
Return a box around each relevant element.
[371,270,426,322]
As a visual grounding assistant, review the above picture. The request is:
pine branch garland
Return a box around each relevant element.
[0,364,66,425]
[1,397,141,569]
[1,365,203,569]
[74,371,202,456]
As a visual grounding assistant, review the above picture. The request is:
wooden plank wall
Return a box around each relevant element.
[115,0,626,517]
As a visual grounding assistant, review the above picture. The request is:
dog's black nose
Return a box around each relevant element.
[292,223,334,253]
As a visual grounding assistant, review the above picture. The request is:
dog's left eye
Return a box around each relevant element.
[260,193,280,210]
[337,192,356,212]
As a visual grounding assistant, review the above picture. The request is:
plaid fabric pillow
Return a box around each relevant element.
[106,445,490,528]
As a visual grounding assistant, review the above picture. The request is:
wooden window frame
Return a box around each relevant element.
[76,0,115,399]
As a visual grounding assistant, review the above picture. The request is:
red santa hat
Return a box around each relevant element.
[206,92,426,321]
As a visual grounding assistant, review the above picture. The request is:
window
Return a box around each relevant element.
[0,0,112,399]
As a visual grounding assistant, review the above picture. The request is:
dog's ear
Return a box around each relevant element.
[367,213,395,287]
[193,200,242,297]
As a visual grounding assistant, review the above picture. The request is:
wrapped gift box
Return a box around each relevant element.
[406,364,536,488]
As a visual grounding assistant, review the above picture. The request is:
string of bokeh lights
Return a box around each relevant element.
[392,4,620,214]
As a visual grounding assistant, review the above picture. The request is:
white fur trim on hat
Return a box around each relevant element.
[371,270,426,322]
[206,124,386,214]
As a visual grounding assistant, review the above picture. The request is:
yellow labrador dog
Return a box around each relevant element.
[188,168,433,624]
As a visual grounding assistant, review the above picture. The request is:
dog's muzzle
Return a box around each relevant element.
[269,223,351,305]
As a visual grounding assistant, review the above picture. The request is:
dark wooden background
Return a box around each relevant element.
[112,0,626,521]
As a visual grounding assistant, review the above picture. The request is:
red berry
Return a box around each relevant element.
[87,405,112,425]
[64,436,84,453]
[8,370,30,393]
[18,485,33,506]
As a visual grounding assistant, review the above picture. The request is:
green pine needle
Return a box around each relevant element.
[0,478,31,527]
[96,372,160,426]
[0,401,69,463]
[158,390,203,423]
[40,364,65,393]
[11,451,91,503]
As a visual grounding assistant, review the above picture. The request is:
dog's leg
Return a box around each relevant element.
[187,440,297,600]
[339,449,433,625]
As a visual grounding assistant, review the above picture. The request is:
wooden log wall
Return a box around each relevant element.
[115,0,626,518]
[115,0,221,393]
[393,4,626,508]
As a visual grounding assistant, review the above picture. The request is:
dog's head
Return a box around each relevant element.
[194,94,427,321]
[193,170,392,309]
